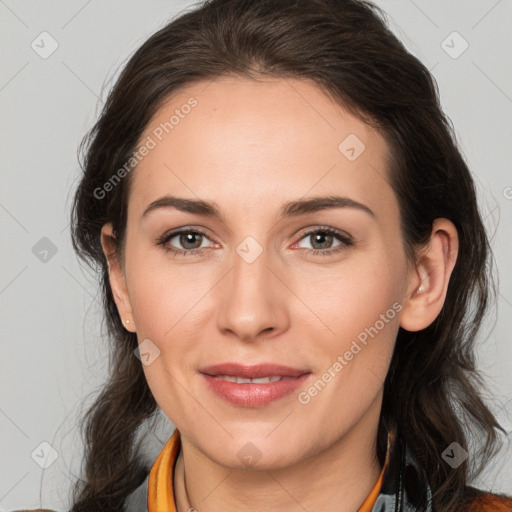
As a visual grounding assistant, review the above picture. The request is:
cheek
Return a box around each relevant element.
[303,252,404,402]
[131,262,204,421]
[299,251,402,343]
[125,245,208,339]
[297,271,400,426]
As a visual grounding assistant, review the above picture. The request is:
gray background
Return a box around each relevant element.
[1,0,511,509]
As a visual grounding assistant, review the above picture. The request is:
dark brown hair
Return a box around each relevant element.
[69,0,505,510]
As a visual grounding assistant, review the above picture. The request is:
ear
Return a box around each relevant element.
[399,218,459,332]
[100,222,136,332]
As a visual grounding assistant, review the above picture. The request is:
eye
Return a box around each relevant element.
[156,228,215,256]
[294,226,353,256]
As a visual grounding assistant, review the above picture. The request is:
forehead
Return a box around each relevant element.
[129,76,395,221]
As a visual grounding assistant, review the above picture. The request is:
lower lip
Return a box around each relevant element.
[200,373,311,407]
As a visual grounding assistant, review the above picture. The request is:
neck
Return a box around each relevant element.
[173,397,384,512]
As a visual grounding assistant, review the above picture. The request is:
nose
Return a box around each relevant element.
[215,245,289,343]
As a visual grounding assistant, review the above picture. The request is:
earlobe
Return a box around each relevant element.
[399,218,459,332]
[100,223,136,332]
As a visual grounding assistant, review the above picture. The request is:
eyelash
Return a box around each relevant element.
[156,226,353,258]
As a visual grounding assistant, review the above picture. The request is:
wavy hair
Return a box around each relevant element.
[69,0,505,510]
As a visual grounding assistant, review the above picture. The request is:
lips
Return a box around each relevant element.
[199,363,312,407]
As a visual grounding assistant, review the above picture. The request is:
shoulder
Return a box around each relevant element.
[463,486,512,512]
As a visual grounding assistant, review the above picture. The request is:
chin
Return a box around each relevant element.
[200,432,307,471]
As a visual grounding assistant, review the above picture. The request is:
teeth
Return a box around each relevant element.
[214,375,287,384]
[217,375,237,383]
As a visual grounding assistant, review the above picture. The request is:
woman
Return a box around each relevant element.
[19,0,511,510]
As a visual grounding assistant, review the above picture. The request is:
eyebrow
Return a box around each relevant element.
[141,194,375,221]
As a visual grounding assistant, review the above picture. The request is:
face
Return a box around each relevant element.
[105,76,416,469]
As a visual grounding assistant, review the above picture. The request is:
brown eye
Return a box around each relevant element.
[295,227,353,256]
[157,228,213,256]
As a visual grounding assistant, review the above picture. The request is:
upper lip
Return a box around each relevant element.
[199,363,311,379]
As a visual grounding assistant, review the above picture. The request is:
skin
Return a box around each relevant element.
[100,76,459,512]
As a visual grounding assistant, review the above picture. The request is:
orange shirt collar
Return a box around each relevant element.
[148,428,390,512]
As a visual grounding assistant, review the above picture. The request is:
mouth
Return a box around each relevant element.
[198,363,312,407]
